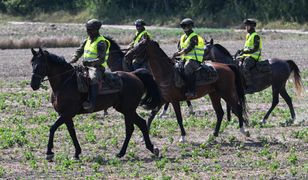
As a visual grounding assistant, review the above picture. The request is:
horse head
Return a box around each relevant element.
[124,38,149,64]
[203,38,214,60]
[105,36,126,71]
[203,39,234,64]
[30,48,48,90]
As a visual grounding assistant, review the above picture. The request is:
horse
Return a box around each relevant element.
[106,37,195,117]
[30,48,161,161]
[203,39,303,124]
[125,39,250,142]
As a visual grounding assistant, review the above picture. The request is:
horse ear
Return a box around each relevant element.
[210,39,213,45]
[39,47,44,55]
[31,48,37,56]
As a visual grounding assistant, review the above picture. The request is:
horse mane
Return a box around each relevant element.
[38,50,73,70]
[149,40,174,65]
[105,36,124,56]
[214,44,233,58]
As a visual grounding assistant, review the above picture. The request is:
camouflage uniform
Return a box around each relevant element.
[70,19,109,112]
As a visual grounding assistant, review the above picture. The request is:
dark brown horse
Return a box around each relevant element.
[106,37,195,117]
[203,39,303,124]
[30,48,160,160]
[125,39,250,142]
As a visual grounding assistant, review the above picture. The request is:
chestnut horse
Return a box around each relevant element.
[203,39,303,124]
[125,39,250,142]
[106,37,195,117]
[30,48,160,160]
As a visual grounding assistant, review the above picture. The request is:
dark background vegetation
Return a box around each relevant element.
[0,0,307,27]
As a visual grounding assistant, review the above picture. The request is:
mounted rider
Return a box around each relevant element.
[236,19,263,92]
[126,19,151,70]
[70,19,110,112]
[173,18,205,98]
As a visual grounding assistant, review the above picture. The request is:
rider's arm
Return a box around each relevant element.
[95,41,107,67]
[70,39,86,63]
[178,35,198,55]
[242,35,260,54]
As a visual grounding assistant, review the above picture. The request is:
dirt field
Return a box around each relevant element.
[0,24,307,179]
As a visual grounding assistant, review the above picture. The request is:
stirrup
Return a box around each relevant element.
[83,101,94,112]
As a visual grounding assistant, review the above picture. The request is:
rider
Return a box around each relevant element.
[126,19,151,70]
[173,18,205,98]
[236,19,263,92]
[70,19,110,112]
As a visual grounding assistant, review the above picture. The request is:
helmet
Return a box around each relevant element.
[180,18,194,28]
[134,19,146,27]
[243,19,257,27]
[86,19,102,30]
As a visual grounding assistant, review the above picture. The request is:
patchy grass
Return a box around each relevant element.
[0,29,307,178]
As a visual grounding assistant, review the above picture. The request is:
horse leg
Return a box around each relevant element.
[46,116,65,161]
[226,103,231,122]
[209,93,224,137]
[280,87,296,123]
[261,87,280,124]
[147,105,162,130]
[172,101,186,142]
[65,118,82,160]
[159,103,169,118]
[134,113,159,156]
[117,114,135,158]
[186,101,194,115]
[229,100,250,137]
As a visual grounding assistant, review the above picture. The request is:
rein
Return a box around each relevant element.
[41,68,76,82]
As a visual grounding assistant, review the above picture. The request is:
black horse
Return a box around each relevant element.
[30,48,161,160]
[203,39,303,124]
[106,37,195,117]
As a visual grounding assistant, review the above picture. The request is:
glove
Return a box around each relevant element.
[69,57,78,64]
[236,50,243,56]
[172,52,179,59]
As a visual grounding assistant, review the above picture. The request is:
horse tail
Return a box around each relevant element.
[132,68,162,110]
[287,60,303,96]
[228,64,248,121]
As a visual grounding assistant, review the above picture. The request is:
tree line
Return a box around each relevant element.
[1,0,307,27]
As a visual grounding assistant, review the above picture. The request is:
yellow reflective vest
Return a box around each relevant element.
[241,32,262,61]
[83,36,110,67]
[180,32,205,62]
[133,30,151,47]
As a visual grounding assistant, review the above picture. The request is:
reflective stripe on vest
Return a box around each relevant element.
[241,32,262,61]
[83,36,110,67]
[133,30,151,47]
[180,32,205,62]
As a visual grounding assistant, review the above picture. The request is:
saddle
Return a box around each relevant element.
[174,61,218,88]
[75,66,123,94]
[241,59,272,92]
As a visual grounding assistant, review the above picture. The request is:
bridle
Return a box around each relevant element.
[32,52,75,83]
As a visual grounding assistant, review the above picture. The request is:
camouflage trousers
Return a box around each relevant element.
[241,57,257,87]
[88,66,104,85]
[184,59,201,76]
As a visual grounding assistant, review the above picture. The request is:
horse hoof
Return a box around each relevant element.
[260,119,266,125]
[153,147,160,157]
[74,155,80,161]
[245,131,250,137]
[179,136,186,143]
[46,153,54,162]
[116,153,124,158]
[213,132,219,137]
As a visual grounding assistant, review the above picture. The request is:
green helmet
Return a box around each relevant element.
[134,19,146,27]
[85,19,102,30]
[243,19,257,27]
[180,18,194,28]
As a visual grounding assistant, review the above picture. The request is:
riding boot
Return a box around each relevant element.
[185,74,196,98]
[83,84,98,112]
[243,71,254,94]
